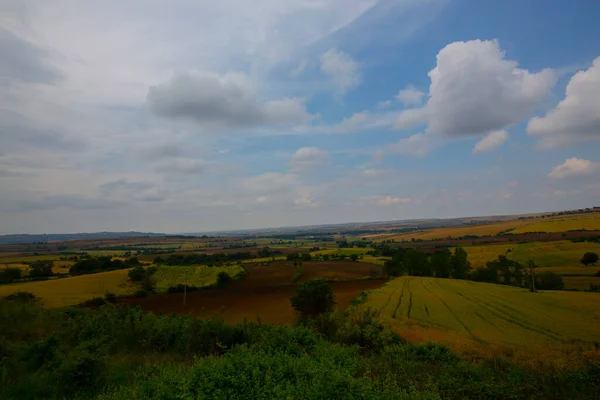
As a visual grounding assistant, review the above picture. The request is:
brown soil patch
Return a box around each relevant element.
[121,262,384,324]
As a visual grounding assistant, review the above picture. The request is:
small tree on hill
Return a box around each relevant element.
[581,252,599,266]
[290,279,336,318]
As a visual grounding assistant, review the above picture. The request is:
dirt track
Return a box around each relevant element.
[121,261,384,324]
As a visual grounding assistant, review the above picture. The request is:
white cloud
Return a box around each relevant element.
[396,86,425,106]
[320,48,361,96]
[363,195,411,206]
[362,168,391,178]
[240,172,297,193]
[377,100,392,109]
[394,107,428,130]
[289,59,308,78]
[426,39,556,137]
[290,147,330,172]
[548,158,599,179]
[472,130,508,154]
[390,133,432,157]
[527,57,600,148]
[147,71,312,129]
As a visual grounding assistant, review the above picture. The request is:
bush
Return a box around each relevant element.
[141,275,156,293]
[104,291,118,303]
[581,252,599,266]
[0,267,22,284]
[217,272,233,287]
[4,291,38,303]
[536,272,564,290]
[127,266,146,282]
[290,279,336,318]
[82,297,106,307]
[134,289,148,298]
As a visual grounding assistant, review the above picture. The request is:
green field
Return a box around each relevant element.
[310,248,373,256]
[361,277,600,348]
[0,269,135,307]
[152,265,245,291]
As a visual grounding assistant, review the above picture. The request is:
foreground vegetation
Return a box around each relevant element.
[1,295,599,400]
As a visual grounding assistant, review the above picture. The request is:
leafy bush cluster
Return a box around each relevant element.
[70,257,141,276]
[1,298,598,399]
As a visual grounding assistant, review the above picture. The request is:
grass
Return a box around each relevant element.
[361,276,600,349]
[0,269,135,307]
[152,265,245,291]
[310,248,373,256]
[241,256,286,264]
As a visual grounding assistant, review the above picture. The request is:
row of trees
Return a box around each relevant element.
[70,256,140,275]
[383,248,470,279]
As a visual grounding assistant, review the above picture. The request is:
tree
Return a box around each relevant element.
[0,267,21,283]
[29,261,53,279]
[430,250,452,278]
[290,279,336,318]
[451,248,470,279]
[350,254,359,262]
[128,266,147,282]
[581,252,599,266]
[536,272,564,290]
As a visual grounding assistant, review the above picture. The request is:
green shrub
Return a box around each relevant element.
[4,291,38,303]
[133,289,148,298]
[216,272,233,287]
[127,266,146,282]
[104,292,118,303]
[290,279,336,318]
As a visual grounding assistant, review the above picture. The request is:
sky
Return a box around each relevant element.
[1,0,600,234]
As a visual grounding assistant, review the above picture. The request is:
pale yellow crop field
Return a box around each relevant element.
[510,213,600,234]
[0,269,135,307]
[361,277,600,348]
[462,240,600,269]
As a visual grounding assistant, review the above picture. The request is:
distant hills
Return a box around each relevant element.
[0,232,166,245]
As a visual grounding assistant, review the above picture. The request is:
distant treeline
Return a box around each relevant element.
[155,247,282,266]
[69,256,141,275]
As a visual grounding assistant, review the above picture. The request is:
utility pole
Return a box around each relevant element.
[183,268,187,307]
[528,259,537,293]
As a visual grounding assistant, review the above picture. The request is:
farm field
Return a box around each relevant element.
[563,276,600,290]
[361,277,600,349]
[0,269,135,307]
[123,261,384,324]
[510,213,600,234]
[462,240,600,268]
[152,265,244,291]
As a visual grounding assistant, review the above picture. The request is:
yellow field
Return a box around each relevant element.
[1,261,73,275]
[510,213,600,234]
[0,269,135,307]
[241,256,286,264]
[368,220,530,242]
[362,277,600,349]
[462,240,600,269]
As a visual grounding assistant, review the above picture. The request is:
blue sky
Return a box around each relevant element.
[1,0,599,234]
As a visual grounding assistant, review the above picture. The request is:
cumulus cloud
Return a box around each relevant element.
[527,57,600,148]
[147,71,312,129]
[394,107,428,130]
[426,39,556,137]
[389,133,432,157]
[290,147,329,172]
[396,86,425,106]
[320,48,361,96]
[240,172,297,193]
[548,158,599,179]
[472,130,508,154]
